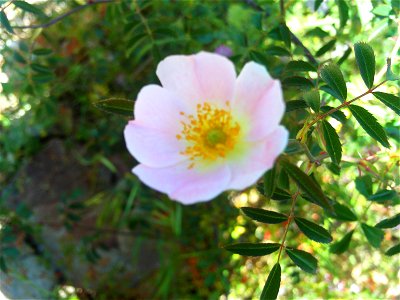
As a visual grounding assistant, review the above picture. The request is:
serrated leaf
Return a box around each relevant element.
[375,213,400,229]
[355,175,373,198]
[285,100,308,112]
[321,120,342,164]
[94,98,134,116]
[271,188,292,201]
[283,76,314,90]
[265,46,291,57]
[373,92,400,116]
[279,23,291,48]
[320,63,347,101]
[286,248,318,274]
[368,189,397,202]
[361,223,384,248]
[263,166,276,200]
[32,48,53,55]
[1,11,14,34]
[316,39,336,57]
[330,230,354,254]
[303,90,320,112]
[320,106,347,123]
[320,85,344,102]
[13,1,46,17]
[329,203,357,221]
[285,60,317,73]
[354,42,375,88]
[336,0,349,28]
[224,243,280,256]
[280,160,332,211]
[241,207,288,224]
[260,263,281,300]
[385,244,400,256]
[349,105,390,148]
[295,217,333,243]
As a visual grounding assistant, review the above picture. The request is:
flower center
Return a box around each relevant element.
[177,102,240,168]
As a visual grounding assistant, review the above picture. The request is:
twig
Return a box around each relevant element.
[290,32,319,66]
[279,0,285,20]
[13,0,116,29]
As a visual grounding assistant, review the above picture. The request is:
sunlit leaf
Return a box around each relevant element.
[295,217,333,243]
[285,60,317,73]
[303,90,320,112]
[260,263,281,300]
[241,207,288,224]
[285,100,308,112]
[349,105,390,148]
[224,243,280,256]
[354,42,375,88]
[375,213,400,229]
[355,175,373,198]
[286,248,318,274]
[320,63,347,101]
[361,223,384,248]
[373,92,400,116]
[321,120,342,164]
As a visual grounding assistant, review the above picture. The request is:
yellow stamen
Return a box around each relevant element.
[177,102,240,167]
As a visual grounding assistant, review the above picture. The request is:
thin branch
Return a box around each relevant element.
[13,0,116,29]
[279,0,285,20]
[290,31,319,66]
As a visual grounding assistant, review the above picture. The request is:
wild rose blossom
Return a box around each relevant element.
[124,52,288,204]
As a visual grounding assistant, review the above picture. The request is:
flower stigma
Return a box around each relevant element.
[176,102,241,168]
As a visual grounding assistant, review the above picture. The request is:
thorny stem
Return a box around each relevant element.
[304,79,388,133]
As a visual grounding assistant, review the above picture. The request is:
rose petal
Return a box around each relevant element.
[156,52,236,108]
[227,126,289,190]
[233,62,285,140]
[133,162,231,205]
[134,84,188,133]
[124,121,186,168]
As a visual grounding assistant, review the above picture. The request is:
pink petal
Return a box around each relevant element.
[134,84,189,134]
[227,126,289,190]
[233,62,285,140]
[133,162,231,205]
[124,122,186,168]
[156,52,236,107]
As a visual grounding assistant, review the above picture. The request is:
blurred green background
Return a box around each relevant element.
[0,0,399,299]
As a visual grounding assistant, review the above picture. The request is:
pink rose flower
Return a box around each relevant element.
[124,52,288,204]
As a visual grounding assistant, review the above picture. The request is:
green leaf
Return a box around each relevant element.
[31,63,52,74]
[279,23,291,48]
[336,0,349,28]
[385,244,400,256]
[375,213,400,229]
[372,5,392,17]
[295,217,333,243]
[282,76,314,90]
[337,47,352,65]
[320,63,347,101]
[373,92,400,116]
[368,189,397,202]
[0,11,14,34]
[271,188,292,201]
[280,160,332,211]
[303,90,320,112]
[260,263,281,300]
[361,223,384,248]
[249,50,274,68]
[241,207,288,224]
[285,100,308,112]
[349,105,390,148]
[320,106,347,123]
[330,230,354,254]
[286,248,318,274]
[315,39,336,57]
[263,166,276,200]
[354,42,375,88]
[224,243,280,256]
[32,73,54,83]
[329,203,357,221]
[321,120,342,164]
[33,48,53,56]
[13,1,46,17]
[319,85,344,103]
[285,60,317,73]
[265,46,291,57]
[94,98,134,116]
[355,175,372,198]
[314,0,324,11]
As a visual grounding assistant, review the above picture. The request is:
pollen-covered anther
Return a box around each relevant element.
[177,102,240,166]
